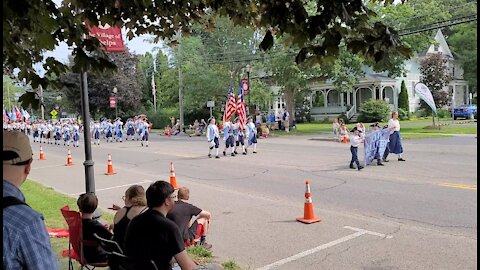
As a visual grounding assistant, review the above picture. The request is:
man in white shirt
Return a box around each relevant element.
[349,127,364,170]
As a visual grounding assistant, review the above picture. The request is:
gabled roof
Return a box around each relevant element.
[419,29,454,60]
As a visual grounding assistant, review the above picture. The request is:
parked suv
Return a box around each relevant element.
[453,104,477,120]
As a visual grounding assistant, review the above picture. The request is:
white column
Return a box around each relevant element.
[341,92,345,107]
[323,90,328,108]
[371,86,376,100]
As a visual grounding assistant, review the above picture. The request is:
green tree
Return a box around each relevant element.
[398,80,410,113]
[4,0,412,108]
[448,23,477,94]
[59,49,143,119]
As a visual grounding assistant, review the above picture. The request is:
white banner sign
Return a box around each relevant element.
[414,83,437,114]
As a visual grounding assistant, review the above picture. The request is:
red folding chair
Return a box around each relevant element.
[60,205,108,270]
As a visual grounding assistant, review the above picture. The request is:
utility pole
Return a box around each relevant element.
[152,55,157,112]
[178,31,185,134]
[39,84,45,120]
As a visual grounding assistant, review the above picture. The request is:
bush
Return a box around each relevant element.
[415,109,428,118]
[436,108,451,118]
[146,107,178,129]
[397,108,409,120]
[337,113,348,124]
[358,99,390,122]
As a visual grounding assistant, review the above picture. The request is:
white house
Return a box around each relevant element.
[267,29,470,122]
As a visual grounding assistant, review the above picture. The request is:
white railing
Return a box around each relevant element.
[310,106,346,114]
[346,105,356,119]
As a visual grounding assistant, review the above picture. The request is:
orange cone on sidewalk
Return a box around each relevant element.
[296,180,321,224]
[169,162,179,189]
[65,149,74,166]
[39,145,46,160]
[105,154,116,175]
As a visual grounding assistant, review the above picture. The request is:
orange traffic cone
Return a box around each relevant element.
[65,149,74,166]
[105,154,116,175]
[296,180,321,224]
[39,145,46,160]
[169,162,179,189]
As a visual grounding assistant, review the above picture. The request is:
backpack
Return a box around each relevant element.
[3,196,29,208]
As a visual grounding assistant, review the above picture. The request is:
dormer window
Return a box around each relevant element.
[434,45,439,51]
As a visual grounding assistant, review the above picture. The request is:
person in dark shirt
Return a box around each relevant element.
[167,187,212,249]
[124,181,198,270]
[112,185,148,250]
[77,192,113,263]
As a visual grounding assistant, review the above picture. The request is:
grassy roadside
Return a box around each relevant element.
[20,179,242,270]
[269,119,476,139]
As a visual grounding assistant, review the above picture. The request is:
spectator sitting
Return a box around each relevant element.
[112,185,148,250]
[124,181,222,270]
[167,187,212,249]
[172,120,181,135]
[164,126,172,136]
[77,192,113,263]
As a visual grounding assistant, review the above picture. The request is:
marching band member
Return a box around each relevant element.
[233,117,246,155]
[222,118,235,156]
[115,118,124,142]
[72,121,80,147]
[245,117,258,154]
[93,120,101,145]
[139,118,149,147]
[206,117,220,158]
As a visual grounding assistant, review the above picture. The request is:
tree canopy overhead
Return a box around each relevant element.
[4,0,412,93]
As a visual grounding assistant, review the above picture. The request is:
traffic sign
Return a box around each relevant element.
[50,109,58,119]
[110,96,117,108]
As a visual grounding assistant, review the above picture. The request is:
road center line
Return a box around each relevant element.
[439,183,477,190]
[257,226,392,270]
[69,180,153,196]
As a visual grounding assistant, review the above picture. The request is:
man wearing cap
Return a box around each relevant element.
[3,131,59,269]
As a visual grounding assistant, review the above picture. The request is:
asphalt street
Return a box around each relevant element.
[28,132,477,270]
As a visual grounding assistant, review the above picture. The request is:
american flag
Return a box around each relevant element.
[236,80,246,129]
[223,80,236,123]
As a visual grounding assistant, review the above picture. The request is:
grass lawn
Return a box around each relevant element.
[20,179,241,270]
[269,119,476,138]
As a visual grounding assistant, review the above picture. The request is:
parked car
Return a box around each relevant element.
[453,104,477,120]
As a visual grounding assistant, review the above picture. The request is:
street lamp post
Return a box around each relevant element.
[112,87,118,118]
[246,64,252,117]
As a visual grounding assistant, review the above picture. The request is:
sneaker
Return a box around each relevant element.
[349,164,356,169]
[398,158,406,161]
[358,166,364,171]
[200,242,212,250]
[223,151,226,156]
[208,154,212,158]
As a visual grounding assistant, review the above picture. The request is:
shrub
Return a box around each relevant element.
[358,99,390,122]
[415,109,428,118]
[146,107,178,129]
[436,108,451,118]
[397,108,409,120]
[337,113,348,124]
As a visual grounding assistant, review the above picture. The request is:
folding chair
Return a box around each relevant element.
[109,251,159,270]
[60,205,109,270]
[93,233,124,270]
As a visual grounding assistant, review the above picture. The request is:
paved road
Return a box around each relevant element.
[28,132,477,269]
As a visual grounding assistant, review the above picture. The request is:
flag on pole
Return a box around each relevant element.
[21,107,30,120]
[14,106,23,120]
[3,107,8,122]
[9,109,16,120]
[223,80,236,123]
[414,83,437,114]
[151,73,156,95]
[236,80,247,129]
